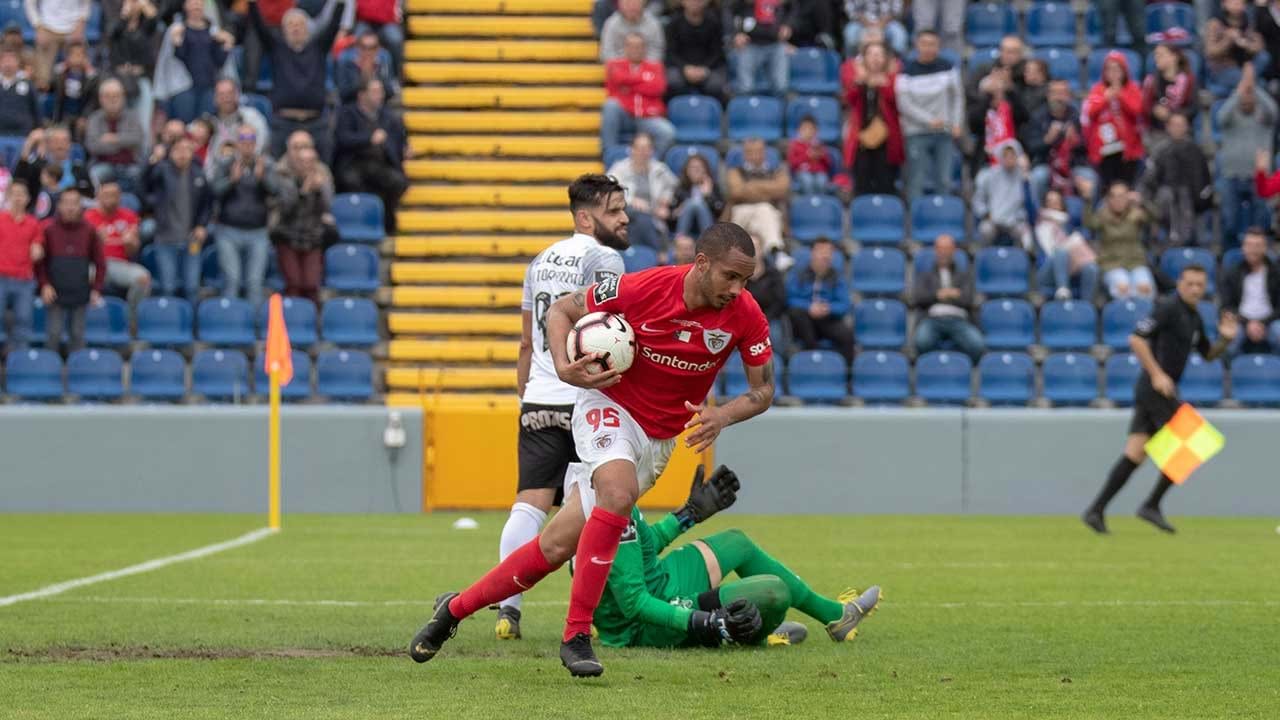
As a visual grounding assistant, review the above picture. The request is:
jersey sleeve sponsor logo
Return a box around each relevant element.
[594,269,619,284]
[592,274,620,305]
[619,520,638,543]
[703,329,732,354]
[748,337,772,357]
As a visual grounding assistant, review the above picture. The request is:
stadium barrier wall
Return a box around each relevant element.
[0,406,423,513]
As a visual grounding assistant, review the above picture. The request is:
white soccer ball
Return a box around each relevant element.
[567,311,636,374]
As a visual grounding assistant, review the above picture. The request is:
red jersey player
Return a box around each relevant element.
[410,222,776,677]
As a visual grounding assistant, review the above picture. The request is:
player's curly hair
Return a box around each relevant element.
[696,222,756,261]
[568,174,626,213]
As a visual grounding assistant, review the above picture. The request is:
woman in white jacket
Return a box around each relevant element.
[1034,189,1100,302]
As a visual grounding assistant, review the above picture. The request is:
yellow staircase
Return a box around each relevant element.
[386,0,599,406]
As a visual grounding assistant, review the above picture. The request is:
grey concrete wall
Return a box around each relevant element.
[0,406,422,513]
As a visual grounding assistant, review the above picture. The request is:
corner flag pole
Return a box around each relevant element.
[264,294,294,531]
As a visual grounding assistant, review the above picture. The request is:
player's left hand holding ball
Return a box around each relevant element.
[683,401,730,452]
[559,352,622,390]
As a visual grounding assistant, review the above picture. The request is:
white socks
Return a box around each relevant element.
[497,501,548,611]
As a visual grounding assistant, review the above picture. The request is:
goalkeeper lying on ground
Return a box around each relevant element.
[590,465,882,648]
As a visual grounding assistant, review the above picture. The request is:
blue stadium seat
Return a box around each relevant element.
[785,96,841,145]
[136,297,194,347]
[1027,3,1078,47]
[911,195,966,245]
[0,0,33,44]
[788,47,840,94]
[255,297,318,346]
[324,244,380,293]
[332,193,385,244]
[668,95,723,144]
[855,299,907,349]
[197,298,255,346]
[915,351,973,405]
[316,349,374,401]
[852,350,910,404]
[663,144,720,176]
[1042,352,1099,406]
[727,95,784,141]
[724,143,780,170]
[966,3,1017,47]
[968,46,1001,75]
[0,134,23,169]
[241,93,273,119]
[1220,247,1245,277]
[1198,301,1220,343]
[913,247,970,275]
[1088,48,1143,86]
[1085,7,1134,46]
[85,2,101,42]
[790,194,844,243]
[980,299,1036,350]
[975,247,1030,296]
[5,348,62,400]
[192,349,251,401]
[622,245,660,273]
[851,247,906,296]
[1034,47,1082,91]
[786,350,849,403]
[1179,354,1224,406]
[254,349,313,401]
[67,348,124,400]
[978,352,1035,405]
[602,144,629,169]
[1104,352,1141,406]
[1101,298,1152,349]
[120,192,142,213]
[1063,194,1085,230]
[85,297,131,346]
[1160,248,1217,296]
[719,358,750,400]
[129,349,186,401]
[850,194,906,246]
[1039,300,1098,350]
[321,298,379,346]
[1230,354,1280,406]
[1146,2,1195,45]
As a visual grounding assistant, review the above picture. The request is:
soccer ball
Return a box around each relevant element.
[567,312,636,374]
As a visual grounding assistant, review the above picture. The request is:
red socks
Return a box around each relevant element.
[563,506,630,642]
[448,536,558,619]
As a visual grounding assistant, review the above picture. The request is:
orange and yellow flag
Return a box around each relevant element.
[264,294,293,386]
[1143,403,1225,484]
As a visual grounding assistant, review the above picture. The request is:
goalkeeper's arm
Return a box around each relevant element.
[605,518,695,633]
[649,465,741,554]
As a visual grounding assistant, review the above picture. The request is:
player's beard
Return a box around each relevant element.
[592,216,630,251]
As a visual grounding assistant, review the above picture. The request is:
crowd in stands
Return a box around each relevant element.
[0,0,406,402]
[591,0,1280,405]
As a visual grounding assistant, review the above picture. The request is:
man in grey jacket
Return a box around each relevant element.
[210,123,284,308]
[912,233,983,360]
[895,30,964,201]
[599,0,663,62]
[1219,64,1277,245]
[973,139,1031,247]
[84,78,144,192]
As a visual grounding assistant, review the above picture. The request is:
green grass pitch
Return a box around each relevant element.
[2,512,1278,719]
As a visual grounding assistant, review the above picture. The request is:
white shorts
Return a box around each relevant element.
[563,388,676,518]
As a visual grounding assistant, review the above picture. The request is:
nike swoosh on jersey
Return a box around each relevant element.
[589,556,613,566]
[637,322,667,334]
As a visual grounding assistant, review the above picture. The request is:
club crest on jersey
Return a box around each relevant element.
[594,433,615,450]
[592,275,620,305]
[703,329,732,354]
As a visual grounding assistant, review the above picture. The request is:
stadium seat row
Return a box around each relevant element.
[966,2,1194,48]
[134,243,381,297]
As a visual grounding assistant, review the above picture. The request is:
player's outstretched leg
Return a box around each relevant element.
[409,592,461,663]
[825,586,882,642]
[495,500,550,639]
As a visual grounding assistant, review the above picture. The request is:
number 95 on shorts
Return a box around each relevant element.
[569,389,675,499]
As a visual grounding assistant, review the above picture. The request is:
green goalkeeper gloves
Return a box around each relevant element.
[674,465,740,530]
[688,598,763,647]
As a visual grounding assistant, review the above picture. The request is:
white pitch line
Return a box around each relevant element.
[0,528,276,609]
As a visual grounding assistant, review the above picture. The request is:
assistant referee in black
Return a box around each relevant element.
[1083,264,1238,535]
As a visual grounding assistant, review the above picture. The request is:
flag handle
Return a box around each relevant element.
[268,366,281,530]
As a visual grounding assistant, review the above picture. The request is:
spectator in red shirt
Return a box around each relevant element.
[84,177,150,309]
[842,41,903,196]
[600,32,675,158]
[1083,50,1144,190]
[787,115,832,195]
[0,182,43,351]
[37,187,104,354]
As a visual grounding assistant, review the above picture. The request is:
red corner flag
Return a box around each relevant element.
[265,294,294,386]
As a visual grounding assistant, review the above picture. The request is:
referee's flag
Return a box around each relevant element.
[1144,404,1224,484]
[264,294,294,386]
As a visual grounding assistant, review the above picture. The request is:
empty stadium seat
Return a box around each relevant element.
[1039,300,1098,350]
[1085,7,1134,46]
[724,143,780,170]
[786,350,848,403]
[978,352,1035,405]
[664,144,720,176]
[913,247,970,275]
[966,3,1017,47]
[192,349,251,401]
[130,349,187,401]
[968,46,1001,75]
[136,297,194,347]
[332,193,385,244]
[790,195,844,243]
[1160,248,1217,296]
[85,297,131,346]
[851,247,906,296]
[5,348,62,400]
[668,95,723,144]
[1087,48,1143,86]
[1231,354,1280,406]
[1102,298,1152,350]
[316,349,374,401]
[67,348,124,400]
[254,349,313,400]
[1179,354,1224,406]
[916,351,973,405]
[1146,2,1195,44]
[727,95,784,141]
[720,358,750,400]
[788,47,841,94]
[325,244,380,294]
[321,298,379,346]
[602,144,629,168]
[855,299,907,349]
[197,298,256,346]
[255,297,318,346]
[980,299,1036,350]
[785,96,841,145]
[1034,47,1082,91]
[850,194,906,246]
[975,247,1030,296]
[911,195,966,245]
[1104,352,1141,406]
[622,245,660,273]
[1027,3,1078,47]
[1042,352,1099,406]
[852,350,910,404]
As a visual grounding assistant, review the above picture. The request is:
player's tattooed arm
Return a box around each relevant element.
[744,360,775,407]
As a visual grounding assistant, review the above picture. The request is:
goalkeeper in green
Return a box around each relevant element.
[592,465,882,648]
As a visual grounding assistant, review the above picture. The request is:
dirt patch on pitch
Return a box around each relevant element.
[5,645,401,663]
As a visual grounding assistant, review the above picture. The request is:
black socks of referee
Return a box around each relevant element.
[1091,456,1139,513]
[1143,475,1175,511]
